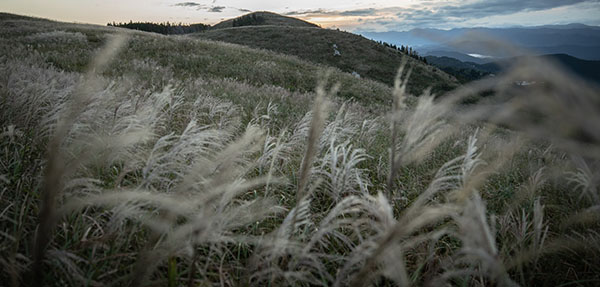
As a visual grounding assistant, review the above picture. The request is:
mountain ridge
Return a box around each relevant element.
[426,53,600,84]
[361,24,600,61]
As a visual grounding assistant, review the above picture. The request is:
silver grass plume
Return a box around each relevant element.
[31,33,129,286]
[349,132,483,286]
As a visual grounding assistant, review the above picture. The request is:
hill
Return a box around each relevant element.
[211,11,319,29]
[425,50,492,64]
[0,13,394,107]
[193,24,459,95]
[424,56,493,83]
[539,53,600,83]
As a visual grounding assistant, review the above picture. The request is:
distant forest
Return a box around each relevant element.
[107,21,210,35]
[377,41,429,64]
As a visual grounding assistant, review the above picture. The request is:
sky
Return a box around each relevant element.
[2,0,600,32]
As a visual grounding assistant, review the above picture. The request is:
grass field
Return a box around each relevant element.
[1,12,600,286]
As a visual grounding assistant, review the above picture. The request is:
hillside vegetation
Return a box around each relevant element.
[195,23,459,95]
[1,12,600,287]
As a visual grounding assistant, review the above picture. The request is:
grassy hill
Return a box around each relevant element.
[194,23,459,95]
[2,12,600,287]
[0,13,395,106]
[211,11,319,29]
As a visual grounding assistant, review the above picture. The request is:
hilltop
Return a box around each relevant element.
[104,11,318,35]
[195,14,459,95]
[211,11,319,29]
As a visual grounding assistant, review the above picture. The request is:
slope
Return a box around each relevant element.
[0,13,393,107]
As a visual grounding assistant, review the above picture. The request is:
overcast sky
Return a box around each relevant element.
[2,0,600,31]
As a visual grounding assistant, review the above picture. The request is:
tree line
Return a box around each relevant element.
[377,41,428,64]
[107,14,266,35]
[107,21,210,35]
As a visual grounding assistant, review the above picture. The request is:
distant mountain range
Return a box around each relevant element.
[360,24,600,61]
[425,53,600,85]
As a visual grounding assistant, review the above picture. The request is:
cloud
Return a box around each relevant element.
[208,6,225,13]
[440,0,587,17]
[172,1,229,13]
[339,8,377,16]
[174,2,202,7]
[396,0,592,24]
[292,0,599,31]
[284,9,329,16]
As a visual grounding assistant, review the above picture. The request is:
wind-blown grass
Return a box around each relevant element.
[1,13,600,287]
